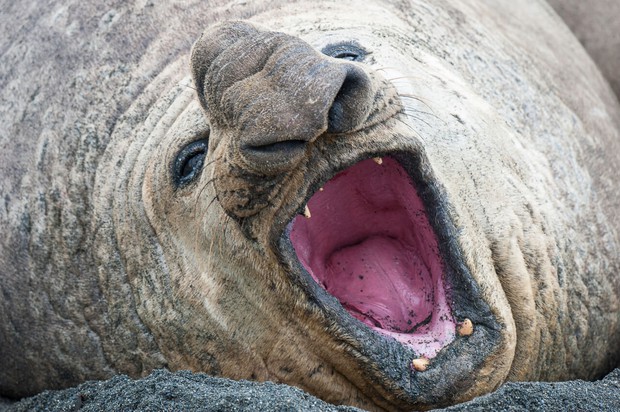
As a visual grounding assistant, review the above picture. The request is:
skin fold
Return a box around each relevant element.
[1,0,619,410]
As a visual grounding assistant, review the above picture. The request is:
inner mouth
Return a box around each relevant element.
[289,156,455,357]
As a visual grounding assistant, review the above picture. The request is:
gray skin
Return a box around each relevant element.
[547,0,620,99]
[1,0,619,411]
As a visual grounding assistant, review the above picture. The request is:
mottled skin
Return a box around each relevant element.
[1,1,619,411]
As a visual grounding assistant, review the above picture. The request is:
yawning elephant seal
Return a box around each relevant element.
[1,0,619,410]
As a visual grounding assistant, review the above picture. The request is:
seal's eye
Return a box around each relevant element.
[321,43,367,62]
[173,138,208,188]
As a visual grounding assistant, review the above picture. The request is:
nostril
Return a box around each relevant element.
[327,67,372,134]
[242,139,308,174]
[327,96,346,133]
[247,140,307,155]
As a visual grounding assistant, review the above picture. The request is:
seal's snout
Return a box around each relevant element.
[189,21,401,239]
[238,60,372,173]
[191,21,373,175]
[243,63,372,160]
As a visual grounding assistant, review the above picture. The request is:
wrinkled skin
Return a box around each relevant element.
[1,0,619,411]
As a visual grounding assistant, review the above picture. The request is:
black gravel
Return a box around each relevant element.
[2,368,619,412]
[442,368,620,412]
[2,371,361,412]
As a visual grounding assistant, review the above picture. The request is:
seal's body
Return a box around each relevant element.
[1,1,619,410]
[548,0,620,98]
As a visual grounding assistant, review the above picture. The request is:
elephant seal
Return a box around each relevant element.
[1,0,619,411]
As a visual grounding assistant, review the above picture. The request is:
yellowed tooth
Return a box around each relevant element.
[304,205,311,219]
[411,357,429,372]
[373,157,383,165]
[457,318,474,337]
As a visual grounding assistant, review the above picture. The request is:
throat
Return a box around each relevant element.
[322,235,433,333]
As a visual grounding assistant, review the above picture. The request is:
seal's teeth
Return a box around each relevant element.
[373,157,383,165]
[457,318,474,336]
[411,357,429,372]
[319,187,324,192]
[304,205,311,219]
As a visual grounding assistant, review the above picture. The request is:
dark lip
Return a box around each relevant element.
[274,149,503,406]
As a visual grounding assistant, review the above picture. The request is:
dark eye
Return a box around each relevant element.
[172,138,208,188]
[321,43,367,62]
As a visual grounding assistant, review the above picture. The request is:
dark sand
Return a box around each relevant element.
[2,368,619,411]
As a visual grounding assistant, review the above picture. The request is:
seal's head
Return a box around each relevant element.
[1,0,618,408]
[169,19,504,410]
[133,2,620,411]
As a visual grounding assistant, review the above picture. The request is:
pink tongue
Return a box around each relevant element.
[289,157,455,356]
[323,236,432,332]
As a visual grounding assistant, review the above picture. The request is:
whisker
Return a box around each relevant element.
[375,66,423,80]
[386,75,425,83]
[190,154,224,258]
[402,106,439,119]
[182,83,199,92]
[396,94,437,117]
[192,154,223,216]
[375,66,437,114]
[204,157,219,169]
[400,110,435,129]
[397,93,433,107]
[399,95,445,124]
[392,114,424,140]
[196,177,217,203]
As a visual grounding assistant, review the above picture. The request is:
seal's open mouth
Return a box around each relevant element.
[289,156,455,358]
